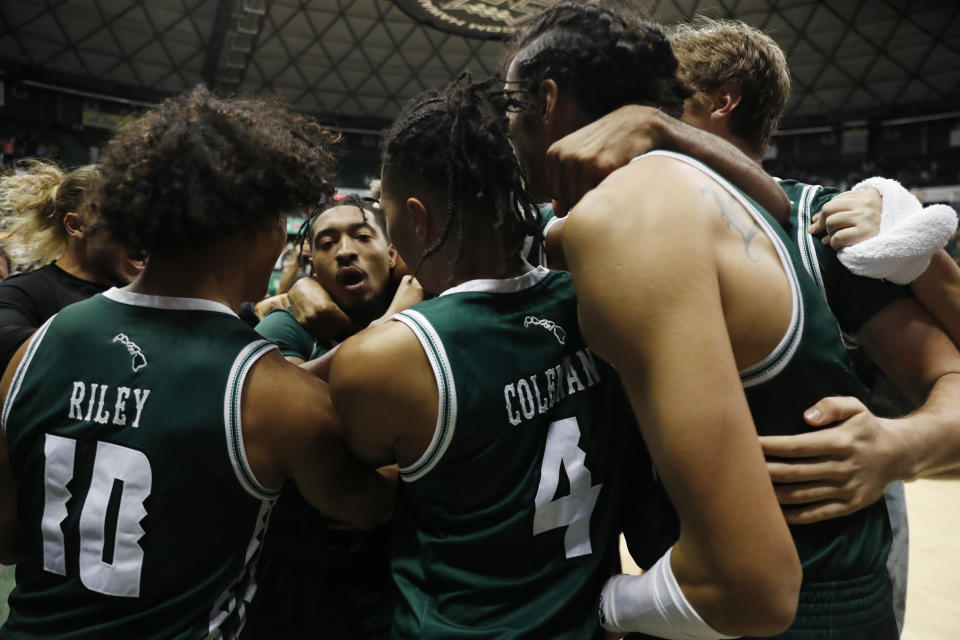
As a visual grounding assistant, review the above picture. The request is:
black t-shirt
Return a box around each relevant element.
[0,263,108,372]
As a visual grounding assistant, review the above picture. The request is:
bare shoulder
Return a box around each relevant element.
[329,317,438,467]
[563,154,721,269]
[241,347,338,488]
[330,319,427,395]
[247,347,329,411]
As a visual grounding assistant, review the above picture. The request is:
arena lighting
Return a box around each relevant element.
[775,125,835,136]
[882,110,960,127]
[393,0,561,39]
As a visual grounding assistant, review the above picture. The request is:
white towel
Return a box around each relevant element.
[837,177,958,284]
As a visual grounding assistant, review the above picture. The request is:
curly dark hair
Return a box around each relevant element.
[381,74,540,275]
[502,2,691,121]
[97,85,338,255]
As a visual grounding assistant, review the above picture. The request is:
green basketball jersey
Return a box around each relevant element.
[638,152,895,638]
[778,180,910,341]
[254,307,327,362]
[248,312,393,640]
[390,267,637,639]
[0,289,280,640]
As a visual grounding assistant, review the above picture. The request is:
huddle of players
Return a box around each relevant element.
[1,3,959,639]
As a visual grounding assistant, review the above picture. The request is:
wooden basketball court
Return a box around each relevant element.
[901,479,960,639]
[620,478,960,638]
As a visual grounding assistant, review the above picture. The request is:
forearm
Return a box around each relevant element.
[911,250,960,347]
[657,114,790,223]
[894,371,960,479]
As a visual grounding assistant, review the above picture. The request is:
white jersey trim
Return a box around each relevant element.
[223,340,281,500]
[207,500,273,639]
[392,309,458,483]
[635,150,804,388]
[103,288,238,318]
[793,183,859,349]
[439,265,549,297]
[2,315,56,435]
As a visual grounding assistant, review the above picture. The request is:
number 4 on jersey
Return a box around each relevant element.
[533,417,602,559]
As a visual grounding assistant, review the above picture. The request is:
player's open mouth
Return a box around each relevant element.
[338,266,367,292]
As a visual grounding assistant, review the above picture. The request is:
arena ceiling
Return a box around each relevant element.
[1,0,959,131]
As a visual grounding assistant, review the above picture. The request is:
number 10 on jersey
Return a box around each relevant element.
[42,434,151,597]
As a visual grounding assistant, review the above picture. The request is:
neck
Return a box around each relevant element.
[55,242,107,285]
[726,131,765,165]
[125,242,262,312]
[435,247,532,293]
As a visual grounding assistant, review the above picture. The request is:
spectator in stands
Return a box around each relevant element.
[0,160,144,371]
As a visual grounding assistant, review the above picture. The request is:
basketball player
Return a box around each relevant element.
[256,196,401,365]
[327,75,663,638]
[246,196,416,640]
[504,3,914,637]
[0,86,395,639]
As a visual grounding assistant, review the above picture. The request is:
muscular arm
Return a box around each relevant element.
[546,105,789,221]
[840,298,960,480]
[242,351,396,530]
[762,298,960,523]
[865,310,960,481]
[563,158,799,637]
[328,321,438,469]
[911,250,960,347]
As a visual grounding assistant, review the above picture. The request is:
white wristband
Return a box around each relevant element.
[839,177,958,284]
[598,547,738,639]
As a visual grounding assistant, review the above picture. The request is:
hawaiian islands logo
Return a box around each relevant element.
[524,315,566,344]
[113,333,147,372]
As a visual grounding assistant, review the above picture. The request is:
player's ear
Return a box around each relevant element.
[62,212,86,239]
[386,244,398,269]
[542,79,584,141]
[405,197,430,242]
[540,78,560,127]
[710,82,742,120]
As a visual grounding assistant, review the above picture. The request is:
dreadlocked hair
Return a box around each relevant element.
[97,85,338,257]
[503,1,691,120]
[381,74,540,276]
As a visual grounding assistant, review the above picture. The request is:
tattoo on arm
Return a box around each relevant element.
[701,186,760,261]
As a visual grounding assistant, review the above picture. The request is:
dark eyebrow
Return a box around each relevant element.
[346,222,377,235]
[314,221,376,240]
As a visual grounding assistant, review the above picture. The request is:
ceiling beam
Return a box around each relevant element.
[203,0,238,88]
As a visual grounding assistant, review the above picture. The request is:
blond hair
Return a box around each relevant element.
[670,17,790,156]
[0,161,101,264]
